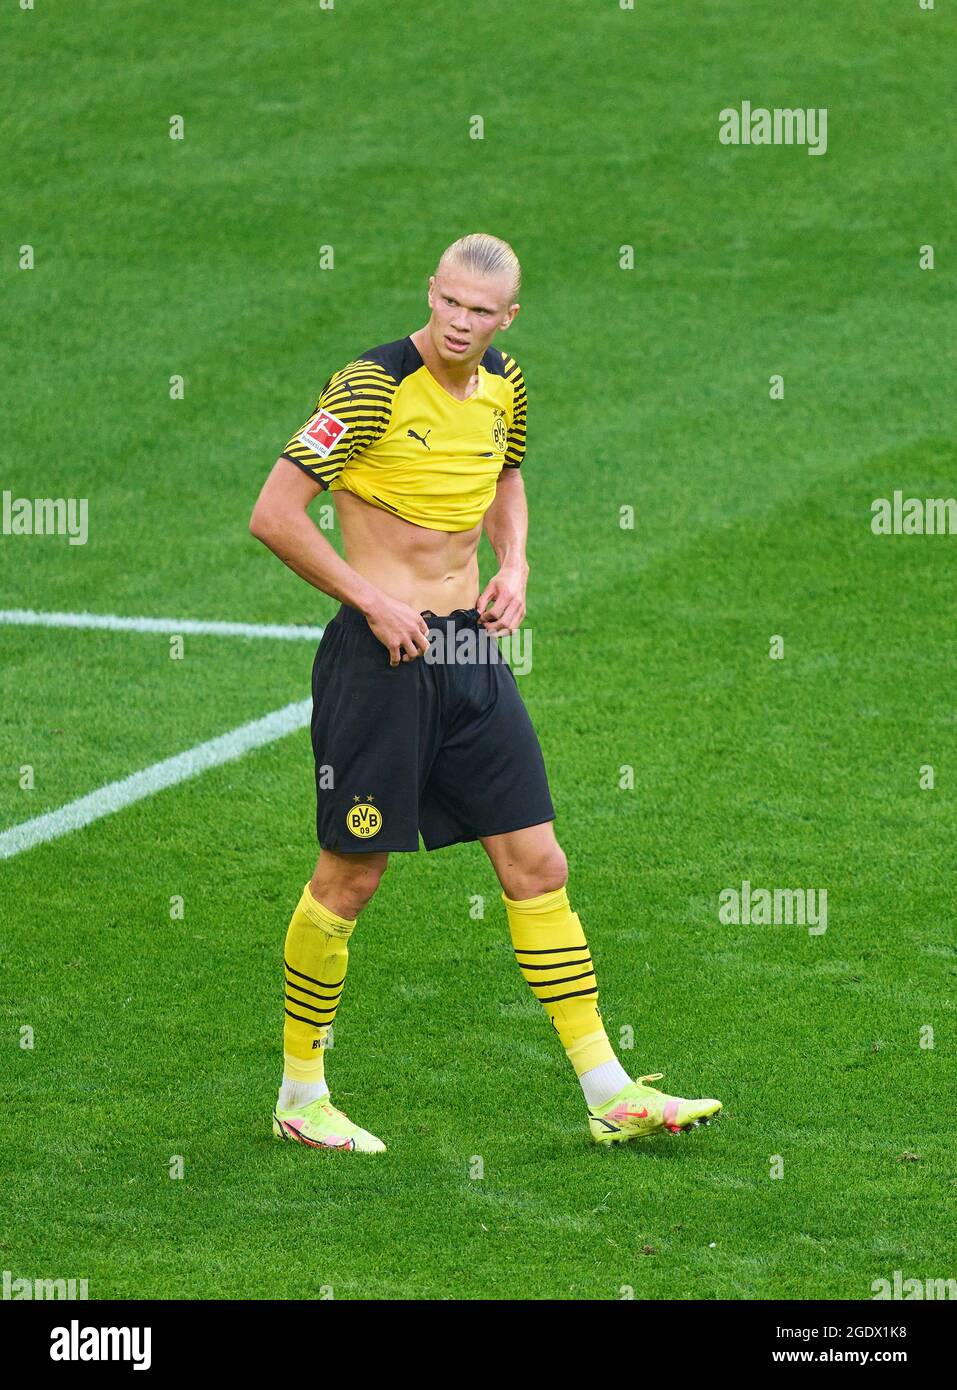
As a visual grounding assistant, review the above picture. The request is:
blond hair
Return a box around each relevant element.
[436,233,521,302]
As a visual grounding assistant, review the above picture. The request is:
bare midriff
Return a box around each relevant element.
[334,488,483,615]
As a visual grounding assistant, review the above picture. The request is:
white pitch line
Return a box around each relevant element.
[0,609,325,641]
[0,700,312,861]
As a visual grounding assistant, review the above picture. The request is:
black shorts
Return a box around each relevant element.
[310,603,555,853]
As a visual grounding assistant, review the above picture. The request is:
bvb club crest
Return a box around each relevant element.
[492,409,508,451]
[346,795,382,838]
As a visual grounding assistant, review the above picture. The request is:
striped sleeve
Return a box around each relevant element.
[502,353,526,468]
[280,358,396,488]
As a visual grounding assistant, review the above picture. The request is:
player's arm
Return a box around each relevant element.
[477,468,529,635]
[249,460,430,666]
[477,355,529,635]
[250,459,376,611]
[483,467,529,576]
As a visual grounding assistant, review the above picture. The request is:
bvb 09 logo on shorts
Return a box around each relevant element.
[346,800,382,838]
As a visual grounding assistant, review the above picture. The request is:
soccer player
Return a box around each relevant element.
[249,233,721,1152]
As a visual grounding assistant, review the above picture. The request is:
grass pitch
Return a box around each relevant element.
[2,0,955,1299]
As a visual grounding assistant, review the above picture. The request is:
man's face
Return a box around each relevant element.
[426,266,519,364]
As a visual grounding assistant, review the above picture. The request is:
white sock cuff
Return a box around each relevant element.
[579,1058,631,1109]
[278,1075,330,1111]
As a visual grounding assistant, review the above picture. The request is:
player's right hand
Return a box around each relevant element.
[365,597,431,667]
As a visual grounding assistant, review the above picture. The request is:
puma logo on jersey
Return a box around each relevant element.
[407,427,432,450]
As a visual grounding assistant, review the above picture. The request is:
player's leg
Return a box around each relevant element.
[274,602,432,1152]
[421,611,722,1142]
[274,849,389,1153]
[481,821,633,1096]
[482,823,722,1144]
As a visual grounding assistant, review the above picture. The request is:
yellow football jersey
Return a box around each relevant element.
[280,336,526,532]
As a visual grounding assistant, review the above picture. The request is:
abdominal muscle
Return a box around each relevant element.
[333,489,483,614]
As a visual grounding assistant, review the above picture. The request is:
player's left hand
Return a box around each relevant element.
[476,567,527,636]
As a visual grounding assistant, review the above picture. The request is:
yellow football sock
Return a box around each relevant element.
[502,885,616,1075]
[282,884,356,1084]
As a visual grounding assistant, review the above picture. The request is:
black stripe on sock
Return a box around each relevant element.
[537,984,600,1005]
[518,956,594,972]
[284,958,346,990]
[528,967,596,991]
[284,976,344,1004]
[284,992,337,1019]
[284,1007,327,1030]
[513,943,590,956]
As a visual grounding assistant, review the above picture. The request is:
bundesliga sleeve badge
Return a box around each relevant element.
[298,408,348,458]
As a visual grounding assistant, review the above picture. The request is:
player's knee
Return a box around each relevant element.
[347,859,388,905]
[538,846,568,894]
[336,872,381,917]
[310,853,387,918]
[512,845,568,899]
